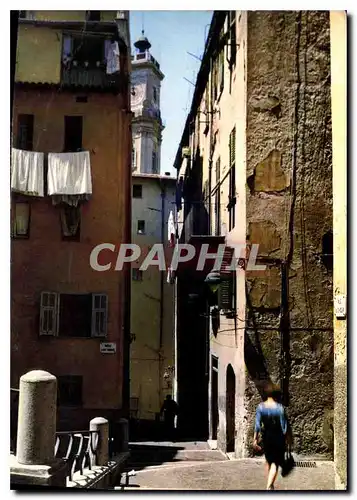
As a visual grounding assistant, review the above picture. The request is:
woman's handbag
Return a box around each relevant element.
[281,450,295,477]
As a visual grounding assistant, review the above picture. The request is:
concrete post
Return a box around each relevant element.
[16,370,57,465]
[90,417,109,466]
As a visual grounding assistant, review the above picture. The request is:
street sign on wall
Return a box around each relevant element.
[100,342,117,354]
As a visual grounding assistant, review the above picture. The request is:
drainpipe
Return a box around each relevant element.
[159,181,166,404]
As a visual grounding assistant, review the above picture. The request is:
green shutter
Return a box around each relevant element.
[218,247,235,312]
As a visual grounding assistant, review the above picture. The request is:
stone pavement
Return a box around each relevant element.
[116,441,335,491]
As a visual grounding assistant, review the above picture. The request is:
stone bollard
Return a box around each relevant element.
[90,417,109,466]
[16,370,57,465]
[11,370,67,488]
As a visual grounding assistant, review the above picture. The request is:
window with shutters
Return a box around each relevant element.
[92,294,108,337]
[218,246,236,315]
[17,114,34,151]
[219,48,224,93]
[12,202,30,238]
[40,292,59,336]
[39,292,108,337]
[214,157,221,236]
[227,127,236,231]
[228,11,237,69]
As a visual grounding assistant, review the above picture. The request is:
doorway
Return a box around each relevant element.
[211,356,218,440]
[226,364,236,453]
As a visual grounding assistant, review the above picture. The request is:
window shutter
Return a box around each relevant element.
[40,292,59,336]
[91,294,108,337]
[218,247,235,312]
[229,127,236,169]
[220,49,224,91]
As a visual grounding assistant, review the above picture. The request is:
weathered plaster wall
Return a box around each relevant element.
[245,11,333,457]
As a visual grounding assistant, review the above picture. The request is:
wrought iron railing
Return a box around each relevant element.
[55,430,99,482]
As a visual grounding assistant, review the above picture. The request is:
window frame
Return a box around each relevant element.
[64,115,83,153]
[133,184,142,199]
[137,220,145,234]
[12,201,31,239]
[17,114,34,151]
[132,269,143,281]
[39,292,108,338]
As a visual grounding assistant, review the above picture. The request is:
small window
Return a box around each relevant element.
[17,114,34,151]
[57,375,83,406]
[132,148,137,170]
[321,230,333,270]
[152,151,158,174]
[133,184,142,199]
[12,202,30,238]
[86,11,101,21]
[132,269,143,281]
[153,86,157,103]
[64,116,83,152]
[137,220,145,234]
[60,206,80,241]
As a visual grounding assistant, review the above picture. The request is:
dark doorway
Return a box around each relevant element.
[226,364,236,453]
[211,356,219,440]
[176,276,209,440]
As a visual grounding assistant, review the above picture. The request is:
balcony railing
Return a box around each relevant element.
[55,430,99,482]
[131,51,161,71]
[61,62,120,89]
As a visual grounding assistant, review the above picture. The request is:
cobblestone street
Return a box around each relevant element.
[116,442,335,491]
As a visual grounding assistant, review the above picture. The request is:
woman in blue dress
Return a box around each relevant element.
[253,383,289,490]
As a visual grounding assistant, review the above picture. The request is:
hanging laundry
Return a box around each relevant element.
[51,194,91,207]
[105,40,120,75]
[11,148,44,197]
[167,210,176,248]
[47,151,92,196]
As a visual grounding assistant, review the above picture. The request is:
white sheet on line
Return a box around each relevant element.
[11,148,44,197]
[47,151,92,196]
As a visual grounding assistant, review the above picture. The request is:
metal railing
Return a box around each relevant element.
[55,430,99,482]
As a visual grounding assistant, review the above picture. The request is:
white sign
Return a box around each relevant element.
[334,294,347,319]
[100,342,117,354]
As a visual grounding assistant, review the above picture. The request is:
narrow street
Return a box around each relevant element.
[116,442,335,491]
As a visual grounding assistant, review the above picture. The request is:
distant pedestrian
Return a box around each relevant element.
[253,383,290,490]
[160,395,179,441]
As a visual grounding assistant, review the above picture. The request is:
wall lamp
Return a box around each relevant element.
[204,269,221,293]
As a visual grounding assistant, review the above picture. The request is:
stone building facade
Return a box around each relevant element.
[11,10,132,431]
[173,11,334,457]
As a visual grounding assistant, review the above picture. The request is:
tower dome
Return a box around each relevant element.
[134,30,151,53]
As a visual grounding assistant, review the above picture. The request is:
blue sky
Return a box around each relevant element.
[130,11,213,176]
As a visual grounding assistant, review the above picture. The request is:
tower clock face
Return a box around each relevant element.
[131,76,146,107]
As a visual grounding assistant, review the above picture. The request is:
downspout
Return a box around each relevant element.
[159,181,166,404]
[121,42,132,420]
